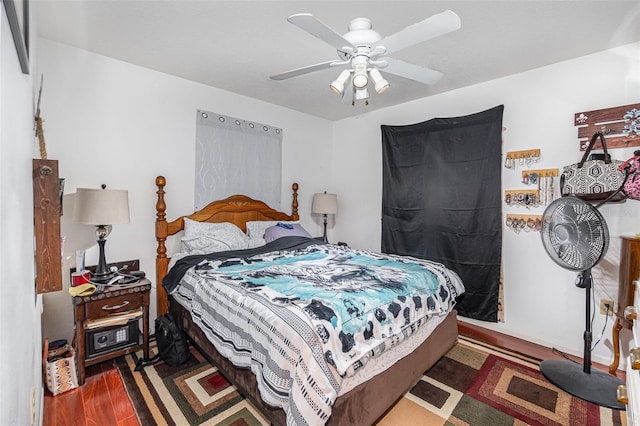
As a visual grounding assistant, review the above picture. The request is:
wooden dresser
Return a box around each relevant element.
[610,236,640,374]
[612,236,640,422]
[622,281,640,424]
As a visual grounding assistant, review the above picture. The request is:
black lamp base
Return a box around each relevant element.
[322,214,329,243]
[91,234,115,284]
[540,359,625,410]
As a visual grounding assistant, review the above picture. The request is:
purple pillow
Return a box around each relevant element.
[264,223,311,243]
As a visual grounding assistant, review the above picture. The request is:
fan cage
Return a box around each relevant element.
[540,197,609,271]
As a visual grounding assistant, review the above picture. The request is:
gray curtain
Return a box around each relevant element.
[381,105,503,322]
[195,110,282,210]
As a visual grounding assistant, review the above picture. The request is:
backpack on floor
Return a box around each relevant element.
[135,312,189,371]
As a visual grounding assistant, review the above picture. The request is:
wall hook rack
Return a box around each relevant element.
[575,103,640,150]
[505,214,542,233]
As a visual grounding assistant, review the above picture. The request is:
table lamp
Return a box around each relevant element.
[312,192,337,243]
[72,186,130,283]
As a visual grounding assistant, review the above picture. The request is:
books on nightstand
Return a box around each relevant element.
[85,308,143,329]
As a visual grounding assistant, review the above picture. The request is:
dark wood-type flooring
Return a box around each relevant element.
[43,321,623,426]
[43,361,139,426]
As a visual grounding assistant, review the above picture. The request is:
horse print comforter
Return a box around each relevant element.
[164,236,464,426]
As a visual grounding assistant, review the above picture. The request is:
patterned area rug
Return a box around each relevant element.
[116,336,626,425]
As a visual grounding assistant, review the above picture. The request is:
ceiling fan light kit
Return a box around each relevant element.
[351,59,369,89]
[329,69,351,95]
[270,10,461,105]
[369,68,390,94]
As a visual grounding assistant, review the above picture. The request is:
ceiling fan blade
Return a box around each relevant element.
[376,10,461,55]
[270,60,339,80]
[287,13,355,54]
[381,58,443,85]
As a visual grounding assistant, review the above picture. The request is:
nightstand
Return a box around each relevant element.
[72,279,151,384]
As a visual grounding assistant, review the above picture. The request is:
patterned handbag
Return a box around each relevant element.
[619,155,640,200]
[561,132,627,202]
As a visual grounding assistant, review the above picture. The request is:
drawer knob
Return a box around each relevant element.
[101,301,129,311]
[625,306,637,321]
[617,384,628,404]
[631,347,640,370]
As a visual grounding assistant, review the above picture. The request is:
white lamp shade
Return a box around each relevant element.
[312,193,338,215]
[73,188,130,225]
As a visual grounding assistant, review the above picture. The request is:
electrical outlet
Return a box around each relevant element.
[600,299,614,316]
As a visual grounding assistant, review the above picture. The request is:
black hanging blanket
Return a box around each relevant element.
[381,105,503,321]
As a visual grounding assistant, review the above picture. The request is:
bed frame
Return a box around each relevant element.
[155,175,300,316]
[154,175,458,425]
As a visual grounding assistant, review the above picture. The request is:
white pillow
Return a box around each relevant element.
[181,218,249,253]
[245,220,299,246]
[181,235,233,253]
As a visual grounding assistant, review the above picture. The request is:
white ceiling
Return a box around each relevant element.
[36,1,640,121]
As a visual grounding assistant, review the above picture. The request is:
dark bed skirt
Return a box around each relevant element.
[170,300,458,425]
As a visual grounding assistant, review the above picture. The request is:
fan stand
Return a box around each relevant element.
[539,269,625,410]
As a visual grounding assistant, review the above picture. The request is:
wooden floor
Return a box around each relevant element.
[43,361,139,426]
[43,321,623,426]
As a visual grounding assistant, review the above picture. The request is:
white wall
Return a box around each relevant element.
[37,38,334,343]
[331,42,640,367]
[0,4,44,426]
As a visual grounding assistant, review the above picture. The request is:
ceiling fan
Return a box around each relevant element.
[270,10,461,105]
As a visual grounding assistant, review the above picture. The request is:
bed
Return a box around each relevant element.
[154,176,464,426]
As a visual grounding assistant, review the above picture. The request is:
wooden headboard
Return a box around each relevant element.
[154,176,300,315]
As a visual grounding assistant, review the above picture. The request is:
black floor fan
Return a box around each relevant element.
[539,196,625,410]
